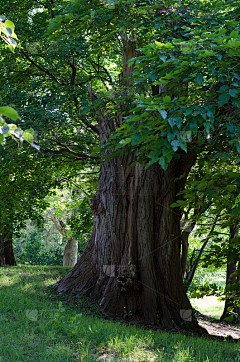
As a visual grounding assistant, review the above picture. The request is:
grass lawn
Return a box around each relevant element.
[190,296,224,320]
[190,275,226,320]
[0,266,239,362]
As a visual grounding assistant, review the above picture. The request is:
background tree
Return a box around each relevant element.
[0,142,64,266]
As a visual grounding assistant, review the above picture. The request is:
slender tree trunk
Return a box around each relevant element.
[221,226,240,321]
[0,232,5,267]
[184,239,209,290]
[0,225,16,266]
[181,229,190,278]
[184,213,219,291]
[4,233,16,266]
[63,238,78,267]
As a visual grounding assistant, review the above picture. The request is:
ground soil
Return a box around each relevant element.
[195,311,240,340]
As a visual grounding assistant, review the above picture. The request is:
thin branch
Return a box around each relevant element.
[68,57,77,86]
[40,146,100,161]
[73,96,100,135]
[21,49,67,85]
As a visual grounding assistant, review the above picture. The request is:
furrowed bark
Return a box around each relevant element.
[221,226,240,321]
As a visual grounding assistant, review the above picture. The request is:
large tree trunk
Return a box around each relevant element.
[56,152,203,330]
[221,226,240,322]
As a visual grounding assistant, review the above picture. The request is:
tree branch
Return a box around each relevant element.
[21,49,66,85]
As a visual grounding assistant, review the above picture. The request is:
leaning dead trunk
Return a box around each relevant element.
[63,238,78,267]
[47,210,78,267]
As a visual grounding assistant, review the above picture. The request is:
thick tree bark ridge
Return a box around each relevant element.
[55,39,203,332]
[221,226,240,321]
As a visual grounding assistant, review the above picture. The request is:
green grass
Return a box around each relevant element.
[190,296,224,320]
[190,275,226,320]
[0,266,239,362]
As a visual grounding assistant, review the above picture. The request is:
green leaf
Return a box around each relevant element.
[0,106,20,121]
[155,41,174,49]
[205,189,215,199]
[163,96,171,103]
[227,125,234,133]
[119,138,131,146]
[179,142,187,152]
[4,20,15,32]
[196,74,204,85]
[202,50,215,57]
[218,28,226,36]
[229,89,238,98]
[181,47,191,52]
[149,72,158,82]
[168,117,182,129]
[181,130,192,142]
[175,117,183,128]
[218,93,230,107]
[158,156,167,170]
[226,185,236,191]
[171,140,179,152]
[190,123,198,132]
[219,85,229,92]
[232,205,240,217]
[154,139,164,148]
[155,40,164,47]
[170,202,180,207]
[1,125,9,135]
[159,110,167,120]
[25,128,34,136]
[24,132,34,143]
[5,27,12,36]
[131,133,142,146]
[159,56,167,62]
[230,30,238,39]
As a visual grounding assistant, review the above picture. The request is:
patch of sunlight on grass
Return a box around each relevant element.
[191,296,224,319]
[0,275,15,286]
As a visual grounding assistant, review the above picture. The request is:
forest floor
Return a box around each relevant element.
[0,266,239,362]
